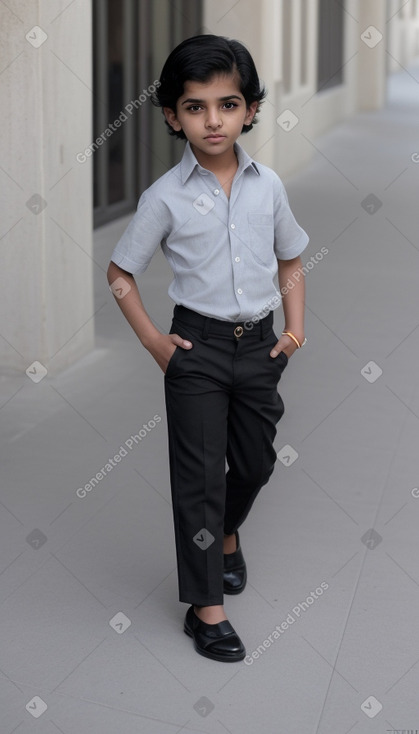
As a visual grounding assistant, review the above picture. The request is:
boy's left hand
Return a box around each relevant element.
[270,333,299,359]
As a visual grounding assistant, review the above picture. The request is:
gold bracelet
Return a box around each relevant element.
[282,331,307,348]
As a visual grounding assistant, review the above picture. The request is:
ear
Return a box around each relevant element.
[163,107,182,132]
[244,101,258,125]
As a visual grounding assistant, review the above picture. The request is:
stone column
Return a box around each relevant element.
[357,0,387,110]
[0,0,94,377]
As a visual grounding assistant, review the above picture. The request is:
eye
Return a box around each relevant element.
[223,102,238,110]
[186,105,202,112]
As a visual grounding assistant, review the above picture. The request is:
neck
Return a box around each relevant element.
[190,143,238,176]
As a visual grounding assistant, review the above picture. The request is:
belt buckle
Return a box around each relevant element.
[234,325,244,338]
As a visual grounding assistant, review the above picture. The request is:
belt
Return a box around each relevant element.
[173,305,274,340]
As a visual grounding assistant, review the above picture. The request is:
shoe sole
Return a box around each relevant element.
[184,625,246,662]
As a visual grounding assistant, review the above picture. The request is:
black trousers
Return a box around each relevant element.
[164,305,287,606]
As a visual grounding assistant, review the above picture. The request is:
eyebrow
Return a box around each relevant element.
[181,95,242,105]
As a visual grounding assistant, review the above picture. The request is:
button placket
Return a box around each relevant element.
[228,192,244,313]
[198,173,226,207]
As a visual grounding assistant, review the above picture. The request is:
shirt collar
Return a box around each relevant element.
[179,140,260,184]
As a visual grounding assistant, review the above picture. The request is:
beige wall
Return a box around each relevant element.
[387,0,419,72]
[0,0,94,376]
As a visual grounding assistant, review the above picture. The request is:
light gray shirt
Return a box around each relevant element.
[111,141,309,321]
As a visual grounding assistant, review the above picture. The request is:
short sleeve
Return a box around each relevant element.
[110,190,171,274]
[273,176,309,260]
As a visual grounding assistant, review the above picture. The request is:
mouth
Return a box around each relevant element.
[204,134,226,140]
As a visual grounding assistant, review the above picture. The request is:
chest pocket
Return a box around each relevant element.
[247,211,275,265]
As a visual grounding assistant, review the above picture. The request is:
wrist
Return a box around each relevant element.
[282,329,306,348]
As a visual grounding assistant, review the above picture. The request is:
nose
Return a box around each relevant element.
[205,106,222,129]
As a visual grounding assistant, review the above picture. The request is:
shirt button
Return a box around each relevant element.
[230,223,236,230]
[235,256,240,262]
[214,189,220,195]
[237,288,243,295]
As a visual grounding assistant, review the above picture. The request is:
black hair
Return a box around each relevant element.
[152,34,266,140]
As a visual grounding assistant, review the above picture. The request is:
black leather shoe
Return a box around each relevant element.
[223,531,247,595]
[184,606,246,662]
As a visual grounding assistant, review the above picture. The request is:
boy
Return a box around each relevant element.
[107,35,308,662]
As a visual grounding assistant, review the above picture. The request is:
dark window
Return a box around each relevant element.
[106,1,125,205]
[317,0,344,92]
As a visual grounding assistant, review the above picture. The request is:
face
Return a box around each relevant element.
[163,73,258,160]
